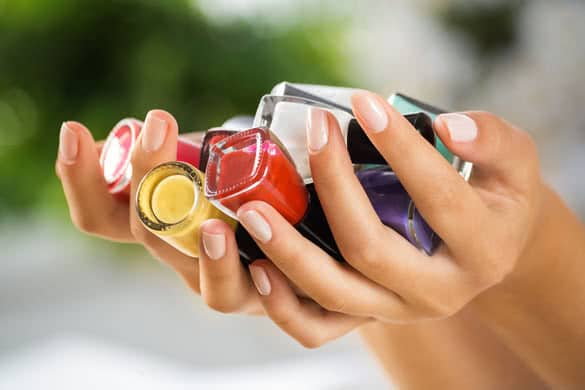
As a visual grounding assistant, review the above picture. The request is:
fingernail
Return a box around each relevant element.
[202,231,226,260]
[306,108,329,153]
[141,111,168,152]
[352,91,388,133]
[437,113,478,142]
[59,122,79,164]
[249,265,271,296]
[237,210,272,243]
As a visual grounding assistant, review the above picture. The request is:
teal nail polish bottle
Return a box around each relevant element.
[388,93,453,162]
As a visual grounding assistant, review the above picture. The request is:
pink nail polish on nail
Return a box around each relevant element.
[250,265,271,296]
[202,231,226,260]
[438,113,478,143]
[237,210,273,243]
[59,122,79,164]
[306,108,329,153]
[353,92,388,133]
[141,113,168,152]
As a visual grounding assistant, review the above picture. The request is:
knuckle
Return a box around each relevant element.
[129,149,143,169]
[272,315,293,329]
[516,130,539,165]
[297,333,325,349]
[424,300,460,319]
[319,295,347,313]
[342,243,382,270]
[204,295,239,314]
[475,256,515,287]
[423,185,460,223]
[71,213,100,234]
[415,291,468,320]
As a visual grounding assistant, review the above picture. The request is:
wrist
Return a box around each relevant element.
[494,183,585,292]
[470,183,585,386]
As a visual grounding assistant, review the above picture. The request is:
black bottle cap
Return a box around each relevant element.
[295,184,344,262]
[346,112,435,165]
[236,226,265,266]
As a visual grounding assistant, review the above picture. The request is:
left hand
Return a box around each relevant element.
[237,90,543,346]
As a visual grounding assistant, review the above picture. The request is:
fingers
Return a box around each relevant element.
[306,108,403,252]
[350,91,487,258]
[128,110,198,282]
[57,121,134,242]
[249,260,370,348]
[306,109,456,299]
[198,219,259,314]
[237,201,414,320]
[434,111,540,191]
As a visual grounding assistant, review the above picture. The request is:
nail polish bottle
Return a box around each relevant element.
[199,129,237,172]
[221,115,254,130]
[136,161,236,258]
[357,166,440,255]
[204,127,343,261]
[388,93,473,181]
[271,81,360,112]
[254,95,435,182]
[99,118,202,199]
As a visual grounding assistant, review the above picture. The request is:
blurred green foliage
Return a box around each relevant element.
[0,0,347,219]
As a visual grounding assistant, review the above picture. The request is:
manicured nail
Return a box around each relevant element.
[352,91,388,133]
[437,113,478,142]
[306,108,329,153]
[202,231,226,260]
[237,210,272,243]
[59,122,79,164]
[250,265,271,296]
[141,111,167,152]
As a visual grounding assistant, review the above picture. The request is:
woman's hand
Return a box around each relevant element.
[238,90,542,336]
[56,110,367,333]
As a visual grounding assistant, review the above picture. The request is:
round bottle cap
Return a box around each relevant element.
[99,118,142,194]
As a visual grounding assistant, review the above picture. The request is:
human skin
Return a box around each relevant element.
[230,92,585,387]
[56,96,582,386]
[359,307,546,389]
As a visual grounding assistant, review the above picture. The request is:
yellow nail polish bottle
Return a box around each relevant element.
[136,161,236,257]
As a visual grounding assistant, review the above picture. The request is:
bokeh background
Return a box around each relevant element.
[1,0,584,388]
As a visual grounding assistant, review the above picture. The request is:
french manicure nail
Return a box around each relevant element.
[352,91,388,133]
[306,108,329,153]
[438,113,478,142]
[250,265,271,296]
[238,210,272,243]
[141,112,167,152]
[59,122,79,164]
[202,231,226,260]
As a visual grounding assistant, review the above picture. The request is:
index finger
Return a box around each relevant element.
[351,91,488,258]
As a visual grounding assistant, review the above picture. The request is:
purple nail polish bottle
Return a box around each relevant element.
[357,166,440,255]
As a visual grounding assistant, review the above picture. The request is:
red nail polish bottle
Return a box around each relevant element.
[204,127,343,261]
[204,127,308,224]
[198,129,237,172]
[99,118,202,199]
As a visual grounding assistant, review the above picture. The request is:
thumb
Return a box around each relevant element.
[434,111,539,186]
